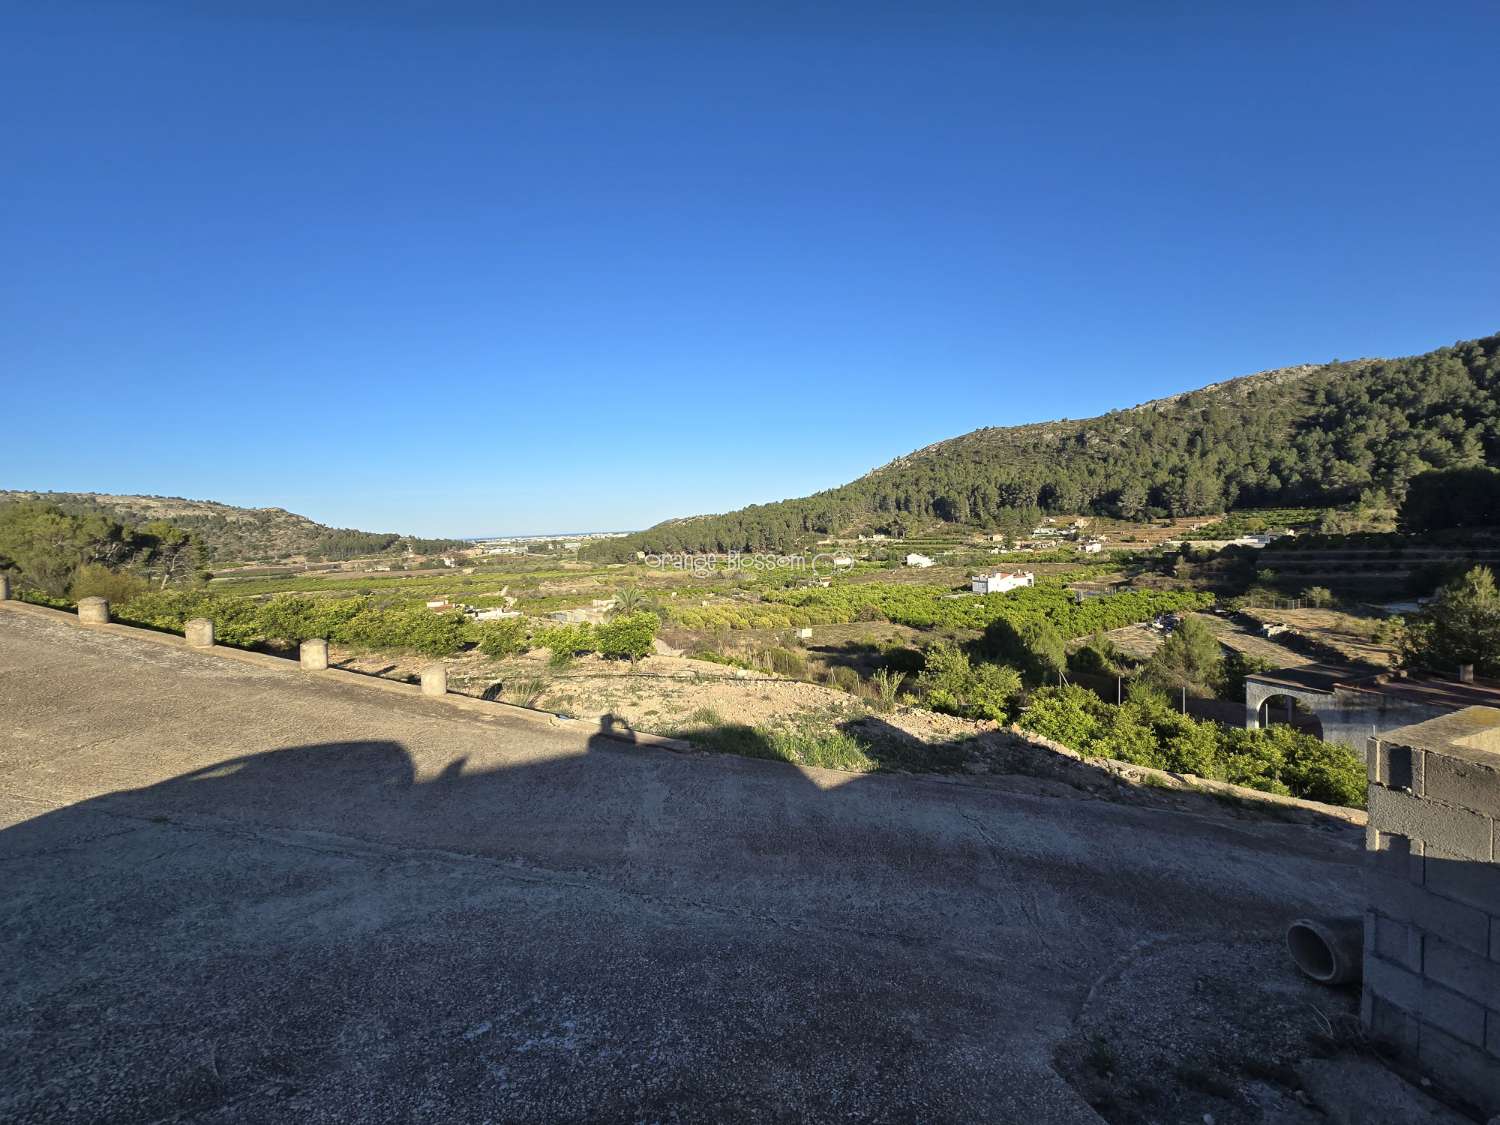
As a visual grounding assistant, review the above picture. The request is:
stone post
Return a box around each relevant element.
[184,618,215,648]
[421,664,448,697]
[0,574,10,601]
[300,638,329,671]
[77,597,110,625]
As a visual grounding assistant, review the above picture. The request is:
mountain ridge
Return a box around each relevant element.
[583,334,1498,559]
[0,490,462,563]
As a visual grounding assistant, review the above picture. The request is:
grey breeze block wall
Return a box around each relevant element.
[1364,706,1500,1115]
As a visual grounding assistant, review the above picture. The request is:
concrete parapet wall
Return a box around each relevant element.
[1363,707,1500,1115]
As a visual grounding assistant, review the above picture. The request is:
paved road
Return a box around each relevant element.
[0,606,1365,1123]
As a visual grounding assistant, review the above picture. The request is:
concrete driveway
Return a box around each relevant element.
[0,606,1365,1123]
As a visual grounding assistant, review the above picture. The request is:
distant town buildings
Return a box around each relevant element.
[971,570,1034,595]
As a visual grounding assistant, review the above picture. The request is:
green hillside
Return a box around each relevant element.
[587,333,1499,559]
[0,491,463,564]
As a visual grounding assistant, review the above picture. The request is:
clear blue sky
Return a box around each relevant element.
[4,2,1498,536]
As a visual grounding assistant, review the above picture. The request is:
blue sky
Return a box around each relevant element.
[4,1,1498,536]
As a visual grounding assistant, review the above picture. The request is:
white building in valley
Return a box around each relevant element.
[971,570,1035,595]
[905,553,935,568]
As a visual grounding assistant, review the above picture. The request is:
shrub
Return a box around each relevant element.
[477,617,528,659]
[1068,632,1121,676]
[255,594,323,642]
[1138,615,1223,698]
[536,623,597,657]
[869,667,904,713]
[825,666,863,695]
[1255,724,1365,807]
[69,564,149,607]
[595,612,657,662]
[764,646,808,678]
[1017,685,1365,807]
[914,642,1021,722]
[335,604,468,657]
[506,673,551,708]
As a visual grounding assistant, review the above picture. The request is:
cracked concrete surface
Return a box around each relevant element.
[0,606,1366,1122]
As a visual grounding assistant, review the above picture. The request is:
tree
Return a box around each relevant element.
[1116,480,1148,521]
[0,501,145,597]
[1400,566,1500,677]
[138,521,208,590]
[1398,467,1500,532]
[1140,615,1224,703]
[608,586,660,619]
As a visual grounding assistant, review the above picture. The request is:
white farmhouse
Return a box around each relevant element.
[1079,540,1105,554]
[971,571,1035,595]
[905,553,935,568]
[832,555,855,569]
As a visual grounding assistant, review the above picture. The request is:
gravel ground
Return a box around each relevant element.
[2,604,1368,1123]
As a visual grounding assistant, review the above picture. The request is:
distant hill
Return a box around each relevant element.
[585,332,1500,559]
[0,492,462,563]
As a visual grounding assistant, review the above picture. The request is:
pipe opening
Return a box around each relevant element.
[1287,922,1336,981]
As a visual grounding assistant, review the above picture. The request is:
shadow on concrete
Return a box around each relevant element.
[0,708,1385,1124]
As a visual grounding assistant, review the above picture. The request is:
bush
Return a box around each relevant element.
[595,612,657,662]
[1215,650,1271,701]
[825,666,863,695]
[764,646,808,678]
[914,642,1021,722]
[255,594,323,642]
[1017,685,1365,807]
[477,617,528,659]
[69,564,149,607]
[335,604,469,657]
[536,623,597,657]
[869,668,904,712]
[1068,633,1121,676]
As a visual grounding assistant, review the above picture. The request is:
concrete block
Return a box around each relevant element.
[1426,751,1500,818]
[1361,986,1421,1052]
[1426,936,1500,1011]
[1371,911,1423,972]
[184,618,214,648]
[1369,785,1493,862]
[1421,978,1488,1046]
[1367,829,1425,883]
[1365,953,1423,1012]
[1417,1021,1500,1117]
[1372,739,1424,794]
[1369,873,1490,955]
[1423,848,1500,913]
[299,638,329,671]
[421,664,447,697]
[0,574,9,600]
[76,596,110,625]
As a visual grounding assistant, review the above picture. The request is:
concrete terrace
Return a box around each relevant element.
[1,604,1366,1123]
